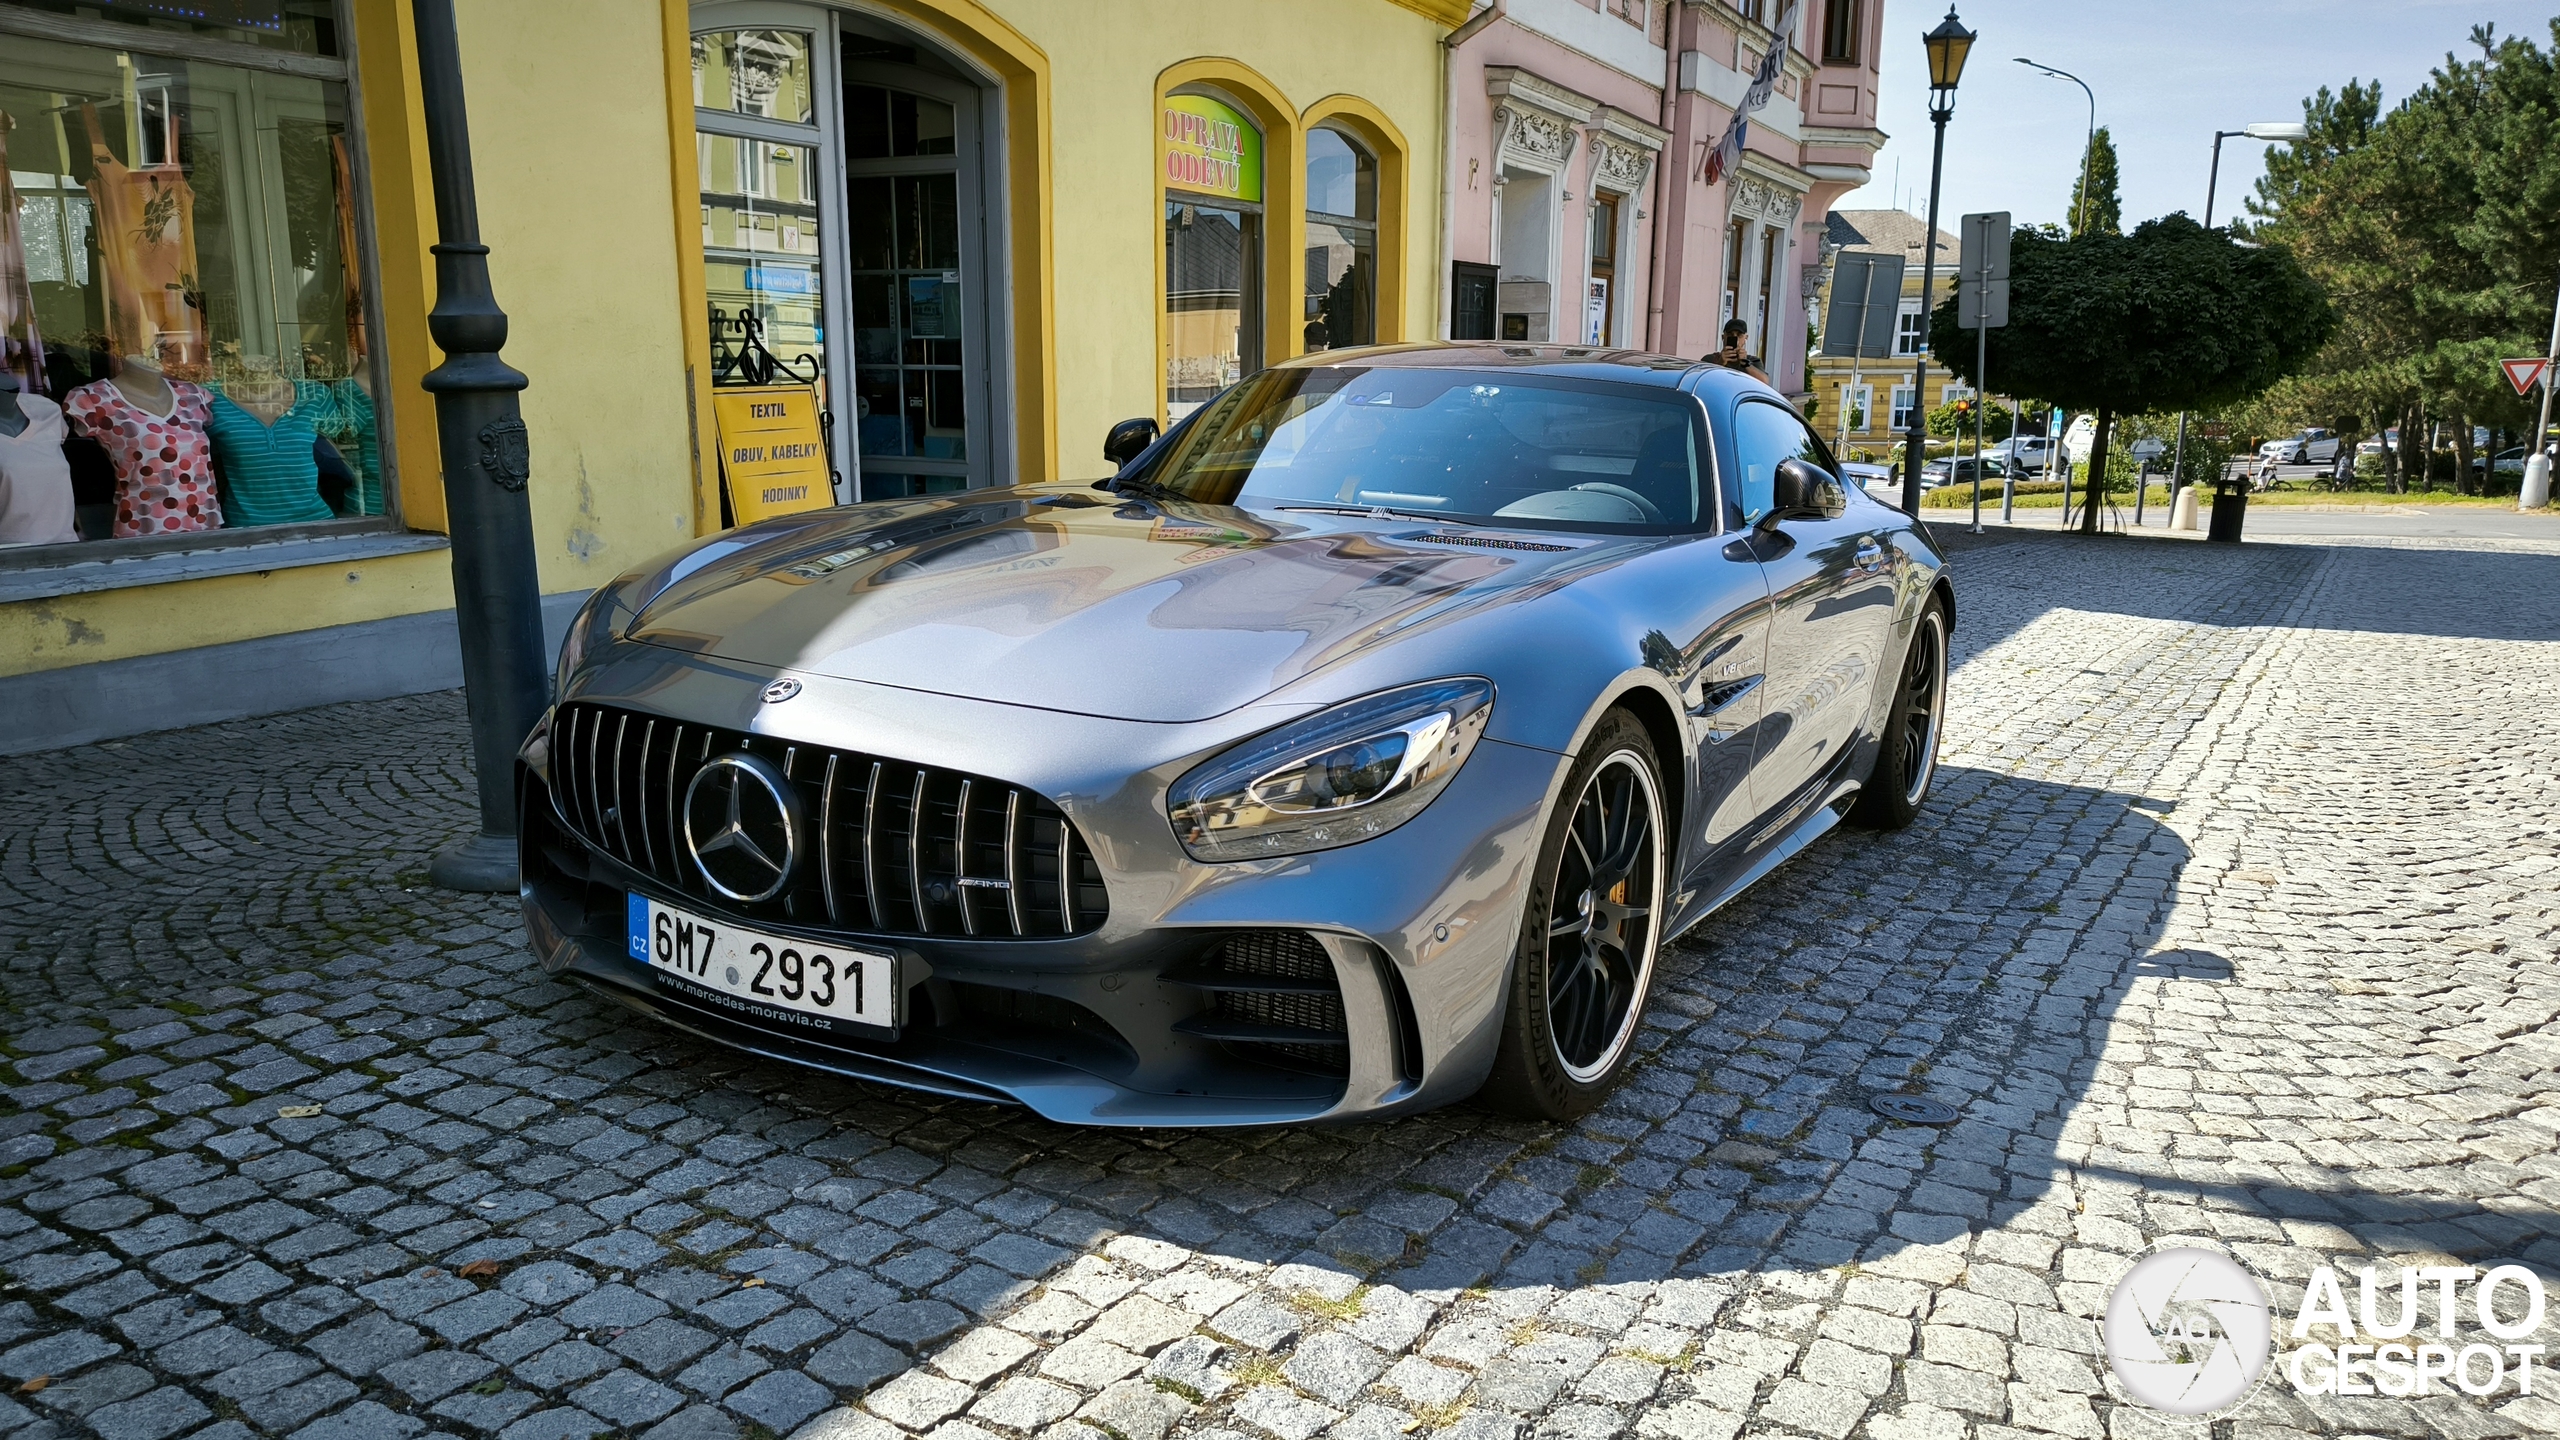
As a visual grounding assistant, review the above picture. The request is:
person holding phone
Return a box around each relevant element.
[1705,319,1768,383]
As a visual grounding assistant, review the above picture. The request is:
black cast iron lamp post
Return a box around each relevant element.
[414,0,549,892]
[1900,6,1973,519]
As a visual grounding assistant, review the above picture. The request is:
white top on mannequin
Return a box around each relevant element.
[0,382,79,547]
[110,355,177,421]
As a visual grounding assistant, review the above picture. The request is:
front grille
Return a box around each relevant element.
[1165,931,1349,1078]
[548,701,1107,938]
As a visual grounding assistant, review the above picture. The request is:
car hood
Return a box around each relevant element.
[621,490,1626,723]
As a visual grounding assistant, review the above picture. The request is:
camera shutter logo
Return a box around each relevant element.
[682,753,800,903]
[2105,1247,2274,1414]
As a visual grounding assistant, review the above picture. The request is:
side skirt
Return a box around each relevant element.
[1665,776,1863,943]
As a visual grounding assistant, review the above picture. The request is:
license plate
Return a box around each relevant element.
[626,893,897,1035]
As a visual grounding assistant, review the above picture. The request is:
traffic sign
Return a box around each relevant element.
[1956,212,2010,329]
[1820,252,1905,359]
[2502,357,2550,395]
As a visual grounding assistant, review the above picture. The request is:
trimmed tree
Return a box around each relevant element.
[1929,213,2335,533]
[2071,126,2124,238]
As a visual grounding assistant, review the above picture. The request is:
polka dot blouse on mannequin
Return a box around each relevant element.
[63,372,222,537]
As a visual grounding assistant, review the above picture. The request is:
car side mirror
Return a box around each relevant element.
[1103,416,1160,469]
[1760,457,1847,528]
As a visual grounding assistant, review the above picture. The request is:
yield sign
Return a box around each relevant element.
[2502,357,2550,395]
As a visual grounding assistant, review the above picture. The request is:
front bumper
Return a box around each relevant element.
[519,647,1566,1127]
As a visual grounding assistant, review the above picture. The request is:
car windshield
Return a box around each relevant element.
[1140,367,1708,531]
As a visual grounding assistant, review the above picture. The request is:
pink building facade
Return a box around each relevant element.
[1442,0,1887,397]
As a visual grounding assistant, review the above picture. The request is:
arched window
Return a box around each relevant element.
[1303,126,1376,353]
[1163,90,1265,418]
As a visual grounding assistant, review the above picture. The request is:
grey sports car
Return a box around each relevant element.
[519,345,1952,1126]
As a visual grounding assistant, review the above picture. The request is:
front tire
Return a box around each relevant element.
[1479,712,1667,1120]
[1851,599,1948,830]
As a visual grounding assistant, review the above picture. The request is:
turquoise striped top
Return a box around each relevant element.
[207,381,334,528]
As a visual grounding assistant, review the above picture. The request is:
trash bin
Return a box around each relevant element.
[2208,478,2249,543]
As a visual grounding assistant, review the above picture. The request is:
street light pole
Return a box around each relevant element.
[2172,121,2308,517]
[2017,59,2095,237]
[1902,7,1976,518]
[414,0,548,893]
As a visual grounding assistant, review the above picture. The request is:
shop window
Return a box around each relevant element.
[1721,218,1748,331]
[1585,195,1619,346]
[1303,126,1374,354]
[1753,225,1779,360]
[1822,0,1863,64]
[0,6,390,556]
[1164,90,1263,419]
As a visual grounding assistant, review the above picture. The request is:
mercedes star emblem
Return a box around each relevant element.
[761,678,803,704]
[682,752,800,902]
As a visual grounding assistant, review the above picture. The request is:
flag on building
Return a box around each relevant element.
[1701,1,1798,187]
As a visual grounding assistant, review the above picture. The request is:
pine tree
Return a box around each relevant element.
[2070,127,2123,238]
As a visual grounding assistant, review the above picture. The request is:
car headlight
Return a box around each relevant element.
[1168,679,1495,862]
[555,588,618,698]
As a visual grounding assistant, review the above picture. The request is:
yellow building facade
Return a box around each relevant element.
[0,0,1457,751]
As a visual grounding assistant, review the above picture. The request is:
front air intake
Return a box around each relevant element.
[1165,931,1349,1077]
[547,701,1107,939]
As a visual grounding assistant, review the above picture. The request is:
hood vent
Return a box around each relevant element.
[1403,531,1580,553]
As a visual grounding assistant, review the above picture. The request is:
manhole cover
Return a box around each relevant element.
[1870,1093,1958,1125]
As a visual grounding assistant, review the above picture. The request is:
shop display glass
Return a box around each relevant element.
[1302,126,1374,354]
[0,5,387,554]
[1163,92,1263,420]
[848,84,966,479]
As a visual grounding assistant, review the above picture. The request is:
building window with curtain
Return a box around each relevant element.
[1821,0,1862,64]
[1164,91,1263,418]
[1303,125,1374,354]
[0,0,389,556]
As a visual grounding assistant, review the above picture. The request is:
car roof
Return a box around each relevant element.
[1267,341,1750,395]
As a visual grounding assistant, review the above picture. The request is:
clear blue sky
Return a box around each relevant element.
[1836,1,2559,232]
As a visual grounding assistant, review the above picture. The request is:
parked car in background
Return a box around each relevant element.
[2261,428,2340,464]
[2472,446,2529,479]
[1843,461,1898,503]
[2355,429,2398,459]
[1920,455,2006,488]
[1986,435,2057,475]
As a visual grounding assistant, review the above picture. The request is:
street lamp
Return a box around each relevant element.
[2167,120,2313,527]
[1900,5,1975,518]
[2015,58,2096,237]
[2205,121,2307,228]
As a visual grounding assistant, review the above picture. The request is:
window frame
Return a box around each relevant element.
[0,0,408,575]
[1820,0,1863,65]
[1301,122,1378,354]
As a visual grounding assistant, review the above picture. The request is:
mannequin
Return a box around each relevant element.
[63,351,220,535]
[0,371,80,546]
[204,355,330,528]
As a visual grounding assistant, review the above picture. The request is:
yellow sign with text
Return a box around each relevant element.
[713,385,832,525]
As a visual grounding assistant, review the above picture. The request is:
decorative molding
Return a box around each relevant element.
[1494,103,1578,174]
[1729,172,1802,225]
[1591,134,1654,195]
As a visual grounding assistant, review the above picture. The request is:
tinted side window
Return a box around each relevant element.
[1733,400,1822,525]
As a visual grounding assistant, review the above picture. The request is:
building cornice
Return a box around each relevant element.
[1802,124,1888,154]
[1386,0,1471,28]
[1485,64,1600,125]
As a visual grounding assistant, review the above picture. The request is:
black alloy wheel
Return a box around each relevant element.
[1481,711,1667,1118]
[1852,599,1948,830]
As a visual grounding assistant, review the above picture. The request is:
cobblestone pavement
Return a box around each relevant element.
[3,529,2558,1440]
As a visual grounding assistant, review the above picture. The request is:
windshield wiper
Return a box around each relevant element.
[1269,503,1445,523]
